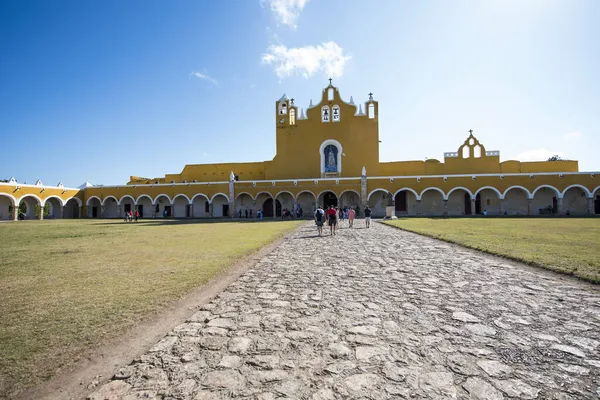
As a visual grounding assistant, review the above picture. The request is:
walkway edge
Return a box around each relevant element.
[17,222,305,400]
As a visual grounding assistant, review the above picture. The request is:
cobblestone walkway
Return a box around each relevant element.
[89,221,600,399]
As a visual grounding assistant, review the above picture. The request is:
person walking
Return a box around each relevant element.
[134,210,139,222]
[364,205,372,228]
[348,207,355,228]
[326,205,337,235]
[314,206,325,236]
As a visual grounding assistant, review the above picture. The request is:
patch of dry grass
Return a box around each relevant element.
[384,218,600,283]
[0,219,302,397]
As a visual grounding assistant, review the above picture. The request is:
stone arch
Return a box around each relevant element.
[172,194,191,218]
[474,186,503,199]
[102,195,118,206]
[593,186,600,197]
[86,196,102,218]
[447,187,473,216]
[319,139,342,175]
[476,188,502,215]
[153,193,172,204]
[192,193,210,218]
[503,186,529,215]
[43,195,65,207]
[86,196,102,206]
[103,196,119,218]
[420,188,445,216]
[235,192,255,202]
[447,186,474,200]
[275,191,295,217]
[234,192,254,218]
[154,194,173,218]
[561,185,590,216]
[44,196,64,219]
[119,195,135,216]
[135,195,153,218]
[19,194,43,219]
[211,193,229,217]
[531,185,560,215]
[393,188,419,215]
[295,191,316,216]
[317,190,339,209]
[118,195,136,205]
[0,193,17,220]
[503,186,532,199]
[366,189,389,217]
[63,198,80,218]
[367,188,389,201]
[173,194,192,204]
[339,190,360,210]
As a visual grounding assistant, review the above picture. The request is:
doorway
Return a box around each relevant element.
[322,191,338,209]
[222,204,229,217]
[395,191,407,213]
[92,206,98,218]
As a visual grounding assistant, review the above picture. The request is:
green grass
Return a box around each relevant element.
[0,219,303,397]
[384,218,600,283]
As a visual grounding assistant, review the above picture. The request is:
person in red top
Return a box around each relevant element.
[326,205,337,235]
[134,210,140,222]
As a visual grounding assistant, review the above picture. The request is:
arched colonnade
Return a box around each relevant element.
[0,193,82,220]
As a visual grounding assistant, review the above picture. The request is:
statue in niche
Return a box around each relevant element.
[324,145,338,172]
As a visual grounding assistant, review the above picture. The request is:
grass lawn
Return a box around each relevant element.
[384,218,600,283]
[0,219,302,397]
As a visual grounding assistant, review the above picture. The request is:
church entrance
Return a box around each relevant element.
[321,191,338,209]
[262,198,282,217]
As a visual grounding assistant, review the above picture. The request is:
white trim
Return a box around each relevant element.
[65,197,83,207]
[317,190,338,201]
[474,186,503,199]
[392,188,421,201]
[0,192,18,205]
[173,194,192,204]
[592,186,600,197]
[503,185,532,199]
[234,192,255,202]
[102,195,118,206]
[210,192,229,203]
[254,191,273,200]
[274,190,295,200]
[295,190,317,201]
[319,139,343,175]
[443,186,474,200]
[86,196,102,206]
[367,171,600,181]
[135,194,153,205]
[339,189,361,198]
[367,188,389,201]
[561,184,592,198]
[42,195,65,207]
[153,193,172,204]
[532,185,561,199]
[420,187,446,200]
[0,182,80,190]
[191,193,210,203]
[118,195,136,205]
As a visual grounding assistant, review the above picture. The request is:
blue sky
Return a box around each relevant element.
[1,0,598,187]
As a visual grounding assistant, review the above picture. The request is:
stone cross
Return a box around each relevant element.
[329,78,332,85]
[469,129,473,135]
[368,92,373,100]
[290,98,294,105]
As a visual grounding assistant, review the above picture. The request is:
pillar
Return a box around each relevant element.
[499,198,505,215]
[57,204,64,218]
[190,203,194,218]
[209,203,214,218]
[100,205,105,218]
[443,200,448,217]
[12,203,18,221]
[272,198,276,219]
[293,201,298,218]
[152,204,157,218]
[557,197,564,215]
[527,199,533,216]
[117,204,122,219]
[38,204,44,220]
[360,167,368,209]
[416,199,422,216]
[588,197,594,215]
[470,199,476,216]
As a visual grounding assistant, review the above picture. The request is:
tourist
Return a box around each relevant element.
[344,207,349,224]
[314,206,325,236]
[482,209,488,216]
[364,205,372,228]
[348,207,355,228]
[337,207,344,228]
[326,205,337,235]
[245,208,248,219]
[249,209,253,218]
[134,210,139,222]
[129,211,133,222]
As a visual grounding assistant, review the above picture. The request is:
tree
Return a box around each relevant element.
[547,155,570,161]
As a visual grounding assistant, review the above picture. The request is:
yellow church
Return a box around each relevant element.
[1,82,599,221]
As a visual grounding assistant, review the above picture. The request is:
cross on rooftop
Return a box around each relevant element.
[290,98,294,104]
[328,78,332,85]
[469,129,473,135]
[368,92,373,100]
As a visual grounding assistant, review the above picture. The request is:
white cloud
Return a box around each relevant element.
[261,0,308,29]
[516,148,565,162]
[261,41,351,79]
[191,71,217,85]
[564,131,583,141]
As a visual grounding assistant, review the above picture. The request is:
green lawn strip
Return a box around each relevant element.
[382,218,600,283]
[0,219,303,397]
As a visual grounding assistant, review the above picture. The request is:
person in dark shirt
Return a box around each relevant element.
[364,206,372,228]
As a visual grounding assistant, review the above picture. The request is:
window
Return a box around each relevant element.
[328,88,334,101]
[462,146,470,158]
[290,108,296,125]
[332,105,340,122]
[322,106,330,122]
[473,145,482,158]
[368,104,375,119]
[279,102,287,115]
[324,144,338,172]
[486,199,490,206]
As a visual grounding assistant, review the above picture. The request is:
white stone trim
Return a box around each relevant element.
[153,194,172,204]
[317,190,339,202]
[339,189,361,198]
[210,193,230,203]
[503,186,532,199]
[234,192,255,202]
[532,185,561,199]
[65,197,83,207]
[319,139,343,175]
[420,187,446,200]
[392,188,421,201]
[102,195,119,206]
[446,186,474,200]
[368,171,600,181]
[254,191,273,200]
[86,196,102,206]
[135,194,153,205]
[0,192,18,205]
[42,195,66,207]
[592,186,600,197]
[367,188,390,201]
[295,190,317,201]
[274,191,295,200]
[474,186,503,200]
[561,184,592,198]
[173,194,192,204]
[118,195,136,205]
[191,193,210,203]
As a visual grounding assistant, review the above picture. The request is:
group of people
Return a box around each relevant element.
[124,210,140,222]
[314,205,372,236]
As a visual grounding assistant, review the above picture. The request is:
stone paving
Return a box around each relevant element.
[89,221,600,399]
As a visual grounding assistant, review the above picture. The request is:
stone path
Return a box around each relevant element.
[89,221,600,399]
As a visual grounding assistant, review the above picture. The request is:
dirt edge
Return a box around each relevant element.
[16,223,304,400]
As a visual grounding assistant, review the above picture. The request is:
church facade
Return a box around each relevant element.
[1,82,599,220]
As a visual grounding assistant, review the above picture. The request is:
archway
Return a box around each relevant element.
[173,195,191,218]
[295,191,316,217]
[211,194,229,217]
[340,190,360,211]
[262,198,282,218]
[420,188,445,216]
[87,197,101,218]
[119,195,135,217]
[561,186,589,216]
[476,188,501,215]
[192,194,210,218]
[503,187,529,215]
[0,194,16,220]
[275,192,294,217]
[447,188,473,216]
[102,197,119,218]
[394,190,418,216]
[234,193,254,218]
[366,190,388,217]
[319,191,338,209]
[532,186,559,215]
[255,193,273,218]
[135,195,153,218]
[154,194,172,218]
[64,198,80,218]
[45,197,63,219]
